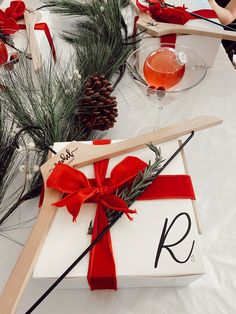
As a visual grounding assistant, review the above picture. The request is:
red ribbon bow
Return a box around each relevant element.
[47,156,147,222]
[0,1,25,34]
[136,0,217,25]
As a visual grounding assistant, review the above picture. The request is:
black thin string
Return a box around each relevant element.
[14,125,57,155]
[36,4,57,11]
[25,131,194,314]
[165,2,236,32]
[0,34,32,59]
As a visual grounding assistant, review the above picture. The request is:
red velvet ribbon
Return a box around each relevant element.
[0,0,25,34]
[135,0,218,44]
[46,140,195,290]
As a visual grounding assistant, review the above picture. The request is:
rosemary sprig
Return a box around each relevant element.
[107,143,164,222]
[122,143,163,205]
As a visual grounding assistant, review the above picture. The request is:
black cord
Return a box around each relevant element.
[0,34,32,59]
[25,131,194,313]
[14,125,57,155]
[36,4,57,11]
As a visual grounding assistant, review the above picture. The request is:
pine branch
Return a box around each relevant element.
[0,55,90,148]
[45,0,137,84]
[0,120,17,204]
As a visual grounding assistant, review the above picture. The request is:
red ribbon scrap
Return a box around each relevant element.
[46,140,195,290]
[135,0,217,44]
[0,0,56,61]
[0,0,25,34]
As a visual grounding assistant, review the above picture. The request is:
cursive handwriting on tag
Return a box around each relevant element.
[49,147,79,172]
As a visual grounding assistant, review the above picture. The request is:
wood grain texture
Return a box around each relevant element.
[179,140,202,234]
[41,115,223,180]
[24,10,42,72]
[0,116,222,313]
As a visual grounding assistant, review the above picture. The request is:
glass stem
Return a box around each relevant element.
[155,104,163,130]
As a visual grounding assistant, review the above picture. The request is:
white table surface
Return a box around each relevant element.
[1,1,236,313]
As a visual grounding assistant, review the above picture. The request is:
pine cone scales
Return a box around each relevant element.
[78,74,118,131]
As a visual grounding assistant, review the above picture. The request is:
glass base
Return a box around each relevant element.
[137,126,160,135]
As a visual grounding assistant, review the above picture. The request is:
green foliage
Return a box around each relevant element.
[44,0,137,83]
[107,143,164,222]
[121,143,164,206]
[0,55,91,149]
[0,119,18,204]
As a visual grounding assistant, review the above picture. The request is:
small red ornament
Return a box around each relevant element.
[0,39,8,65]
[10,52,19,64]
[143,47,185,89]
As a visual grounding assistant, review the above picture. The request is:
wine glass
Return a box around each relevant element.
[126,41,207,130]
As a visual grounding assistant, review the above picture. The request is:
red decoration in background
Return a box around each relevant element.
[135,1,218,47]
[0,1,25,34]
[0,39,8,64]
[5,1,25,20]
[136,0,217,25]
[0,1,56,61]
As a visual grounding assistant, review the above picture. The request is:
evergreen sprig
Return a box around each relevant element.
[44,0,139,85]
[0,119,19,205]
[122,143,164,206]
[0,55,89,148]
[0,55,97,225]
[107,143,164,222]
[0,116,26,228]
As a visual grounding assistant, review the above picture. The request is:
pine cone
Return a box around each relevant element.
[76,74,118,131]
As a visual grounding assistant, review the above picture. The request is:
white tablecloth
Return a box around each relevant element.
[1,1,236,313]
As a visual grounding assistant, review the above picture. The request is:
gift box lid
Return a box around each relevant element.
[33,139,204,286]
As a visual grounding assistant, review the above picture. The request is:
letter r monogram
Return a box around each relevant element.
[154,212,195,268]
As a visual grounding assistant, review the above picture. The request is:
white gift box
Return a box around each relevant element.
[136,0,222,67]
[1,1,54,64]
[33,139,205,289]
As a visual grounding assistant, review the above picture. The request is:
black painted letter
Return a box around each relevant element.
[154,212,195,268]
